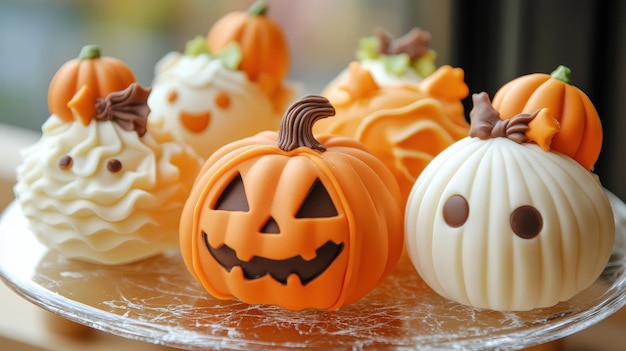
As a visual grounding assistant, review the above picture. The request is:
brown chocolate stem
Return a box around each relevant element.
[277,95,335,152]
[469,92,539,144]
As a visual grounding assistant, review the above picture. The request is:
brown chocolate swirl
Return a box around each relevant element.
[376,27,431,62]
[95,83,151,137]
[469,92,539,144]
[277,95,335,152]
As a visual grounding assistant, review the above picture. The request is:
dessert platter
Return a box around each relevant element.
[2,2,625,349]
[0,190,625,350]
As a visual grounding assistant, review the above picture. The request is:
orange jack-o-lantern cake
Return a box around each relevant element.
[14,45,202,265]
[180,95,404,311]
[148,0,298,160]
[315,28,470,204]
[405,66,615,311]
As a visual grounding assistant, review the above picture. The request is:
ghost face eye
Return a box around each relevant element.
[107,159,122,173]
[443,195,469,227]
[214,91,231,110]
[58,155,73,170]
[167,90,178,104]
[510,205,543,239]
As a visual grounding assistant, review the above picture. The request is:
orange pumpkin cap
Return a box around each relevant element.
[180,95,403,310]
[492,65,602,170]
[48,45,136,123]
[206,0,289,95]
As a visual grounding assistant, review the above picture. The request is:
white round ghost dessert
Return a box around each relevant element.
[14,83,202,265]
[405,93,615,311]
[148,38,295,160]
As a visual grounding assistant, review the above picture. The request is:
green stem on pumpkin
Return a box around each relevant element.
[248,0,268,16]
[78,45,101,60]
[550,65,571,84]
[277,95,335,152]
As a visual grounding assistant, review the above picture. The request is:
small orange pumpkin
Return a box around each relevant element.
[206,0,289,95]
[180,95,403,310]
[492,65,602,170]
[48,45,136,123]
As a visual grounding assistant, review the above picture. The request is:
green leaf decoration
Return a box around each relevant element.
[213,42,243,71]
[412,49,437,78]
[183,35,242,70]
[184,35,211,57]
[355,35,439,78]
[381,54,411,77]
[356,36,380,61]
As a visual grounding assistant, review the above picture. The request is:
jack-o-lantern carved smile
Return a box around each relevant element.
[204,233,344,285]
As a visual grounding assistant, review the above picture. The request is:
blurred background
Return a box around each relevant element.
[0,0,624,199]
[1,0,624,201]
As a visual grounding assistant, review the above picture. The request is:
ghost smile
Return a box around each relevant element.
[203,232,344,285]
[180,111,211,133]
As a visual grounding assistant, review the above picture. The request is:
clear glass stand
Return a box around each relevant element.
[1,191,625,351]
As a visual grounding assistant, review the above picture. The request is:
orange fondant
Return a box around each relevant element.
[67,85,97,126]
[48,45,136,123]
[492,66,602,170]
[419,65,469,100]
[338,62,380,101]
[316,63,470,204]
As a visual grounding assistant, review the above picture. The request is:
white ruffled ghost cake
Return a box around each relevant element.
[148,37,297,160]
[15,82,202,265]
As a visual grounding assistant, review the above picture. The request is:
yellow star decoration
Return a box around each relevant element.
[527,108,560,151]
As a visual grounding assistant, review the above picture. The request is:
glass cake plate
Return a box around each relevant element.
[1,190,625,351]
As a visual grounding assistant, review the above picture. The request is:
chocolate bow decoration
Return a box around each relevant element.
[95,83,151,137]
[470,92,541,144]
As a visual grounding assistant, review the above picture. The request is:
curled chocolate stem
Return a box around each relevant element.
[469,92,540,144]
[277,95,335,152]
[95,83,151,137]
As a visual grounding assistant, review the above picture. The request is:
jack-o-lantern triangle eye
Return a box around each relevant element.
[296,179,338,218]
[213,173,249,212]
